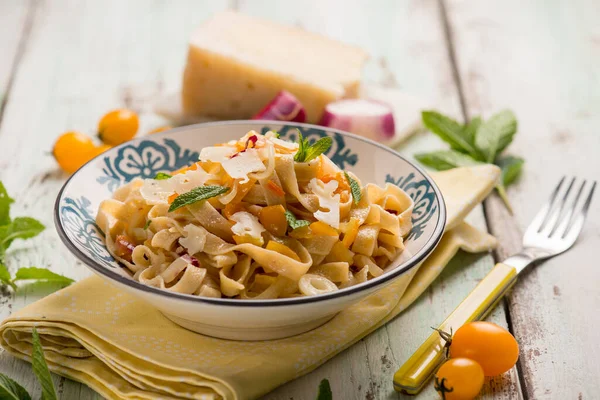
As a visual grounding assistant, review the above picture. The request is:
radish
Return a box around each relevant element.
[252,90,306,122]
[319,99,395,142]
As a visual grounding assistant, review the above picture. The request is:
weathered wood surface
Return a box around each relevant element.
[447,1,600,399]
[1,0,596,399]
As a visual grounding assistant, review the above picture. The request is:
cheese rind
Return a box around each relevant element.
[182,12,368,123]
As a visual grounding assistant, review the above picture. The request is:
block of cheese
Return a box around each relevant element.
[182,12,368,123]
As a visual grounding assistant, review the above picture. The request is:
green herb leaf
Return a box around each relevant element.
[344,172,362,204]
[294,131,332,163]
[415,150,483,171]
[0,217,45,254]
[474,109,517,163]
[168,186,229,212]
[294,131,305,162]
[154,172,172,180]
[270,130,280,138]
[0,263,16,290]
[285,210,310,230]
[0,374,31,400]
[496,184,514,215]
[0,182,14,227]
[303,137,333,163]
[13,267,73,285]
[143,220,152,230]
[421,111,480,159]
[497,156,525,186]
[31,327,58,400]
[315,379,332,400]
[462,116,482,151]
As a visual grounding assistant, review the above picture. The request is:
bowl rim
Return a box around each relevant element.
[54,120,446,307]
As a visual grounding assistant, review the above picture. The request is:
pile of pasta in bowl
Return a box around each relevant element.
[96,131,414,299]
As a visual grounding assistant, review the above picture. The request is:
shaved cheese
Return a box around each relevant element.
[140,169,212,204]
[221,148,266,183]
[179,224,208,255]
[308,178,341,228]
[230,211,266,239]
[270,137,299,150]
[199,146,236,162]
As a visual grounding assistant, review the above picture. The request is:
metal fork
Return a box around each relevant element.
[393,177,596,395]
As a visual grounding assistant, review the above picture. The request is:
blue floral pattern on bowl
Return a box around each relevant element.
[385,173,437,240]
[59,196,117,269]
[97,139,199,191]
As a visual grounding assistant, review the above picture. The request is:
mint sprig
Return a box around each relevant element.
[0,182,14,226]
[285,210,310,230]
[0,327,58,400]
[415,150,484,171]
[294,131,333,163]
[344,172,362,204]
[0,181,73,290]
[417,110,523,212]
[13,267,74,285]
[168,185,229,212]
[32,327,58,400]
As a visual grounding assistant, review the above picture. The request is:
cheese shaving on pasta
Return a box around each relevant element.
[96,131,414,299]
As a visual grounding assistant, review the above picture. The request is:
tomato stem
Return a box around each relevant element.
[431,327,453,357]
[434,377,454,400]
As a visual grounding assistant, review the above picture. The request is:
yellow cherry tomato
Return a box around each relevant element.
[52,131,97,173]
[98,109,139,145]
[435,358,484,400]
[148,126,172,135]
[90,144,112,157]
[449,322,519,376]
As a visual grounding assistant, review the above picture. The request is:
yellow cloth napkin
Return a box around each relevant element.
[0,165,500,400]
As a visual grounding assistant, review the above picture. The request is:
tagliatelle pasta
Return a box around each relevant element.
[96,131,414,299]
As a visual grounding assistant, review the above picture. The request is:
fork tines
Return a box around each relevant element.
[534,177,596,240]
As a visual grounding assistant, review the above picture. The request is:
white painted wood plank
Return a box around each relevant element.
[447,0,600,398]
[0,0,33,105]
[0,0,230,398]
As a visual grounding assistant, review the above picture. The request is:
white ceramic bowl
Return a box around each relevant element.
[55,121,446,340]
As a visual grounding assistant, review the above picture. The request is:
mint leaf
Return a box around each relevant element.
[0,182,14,226]
[13,267,73,285]
[344,172,362,204]
[0,374,31,400]
[294,131,308,162]
[154,172,172,180]
[303,137,333,163]
[316,379,332,400]
[285,210,310,230]
[0,263,15,290]
[168,186,229,212]
[0,217,45,254]
[497,156,524,186]
[31,328,58,400]
[475,109,517,163]
[462,116,482,152]
[422,111,480,159]
[415,150,483,171]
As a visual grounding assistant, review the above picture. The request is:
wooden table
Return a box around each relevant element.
[0,1,598,399]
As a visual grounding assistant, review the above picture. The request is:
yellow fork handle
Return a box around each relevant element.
[393,263,518,394]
